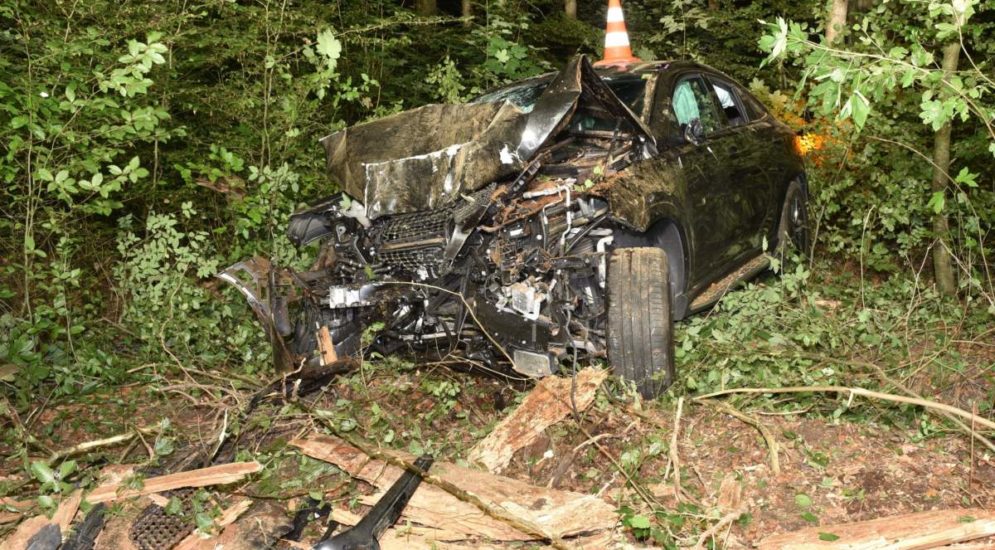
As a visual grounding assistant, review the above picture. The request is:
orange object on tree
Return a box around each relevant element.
[594,0,641,67]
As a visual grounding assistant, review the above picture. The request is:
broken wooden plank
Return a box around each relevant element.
[291,434,617,542]
[758,508,995,549]
[468,367,608,473]
[86,461,262,504]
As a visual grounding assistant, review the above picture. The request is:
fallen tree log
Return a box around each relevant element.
[758,508,995,549]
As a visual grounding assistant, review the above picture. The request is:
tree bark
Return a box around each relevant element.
[416,0,437,16]
[825,0,848,44]
[930,41,961,296]
[462,0,472,25]
[708,0,719,10]
[565,0,577,19]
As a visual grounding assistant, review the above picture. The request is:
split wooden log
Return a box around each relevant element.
[758,508,995,549]
[291,434,618,543]
[85,461,262,504]
[468,367,608,473]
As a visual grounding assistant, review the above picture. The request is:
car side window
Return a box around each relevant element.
[672,76,721,135]
[710,79,748,127]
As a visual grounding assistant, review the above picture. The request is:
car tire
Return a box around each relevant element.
[776,179,810,255]
[607,247,676,399]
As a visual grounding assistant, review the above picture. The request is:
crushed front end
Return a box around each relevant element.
[221,56,656,378]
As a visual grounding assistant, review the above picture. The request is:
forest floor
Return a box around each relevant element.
[2,270,994,548]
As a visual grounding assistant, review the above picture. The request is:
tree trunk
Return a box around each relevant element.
[825,0,848,44]
[462,0,472,25]
[416,0,437,16]
[565,0,577,19]
[708,0,719,10]
[930,41,961,296]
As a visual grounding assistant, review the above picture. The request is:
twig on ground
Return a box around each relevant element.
[693,385,995,431]
[704,400,781,475]
[693,505,747,550]
[670,397,685,503]
[48,427,157,462]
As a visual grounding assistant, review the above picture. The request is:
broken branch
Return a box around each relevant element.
[693,386,995,431]
[703,400,780,475]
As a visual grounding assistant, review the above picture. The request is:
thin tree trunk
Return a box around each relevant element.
[708,0,719,10]
[416,0,437,16]
[825,0,848,44]
[930,41,961,296]
[565,0,577,19]
[462,0,472,25]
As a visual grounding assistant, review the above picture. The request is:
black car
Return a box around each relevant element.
[220,55,808,397]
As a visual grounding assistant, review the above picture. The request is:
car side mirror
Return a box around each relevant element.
[683,118,705,145]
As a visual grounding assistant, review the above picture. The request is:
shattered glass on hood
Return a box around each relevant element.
[319,55,655,220]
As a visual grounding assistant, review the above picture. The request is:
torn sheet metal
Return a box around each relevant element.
[319,56,655,220]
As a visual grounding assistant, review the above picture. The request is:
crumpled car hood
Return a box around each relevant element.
[319,55,654,219]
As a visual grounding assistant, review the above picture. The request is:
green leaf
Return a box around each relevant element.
[794,493,812,508]
[954,167,977,188]
[628,514,652,529]
[819,532,840,541]
[316,30,341,65]
[928,191,945,213]
[30,461,56,485]
[801,511,819,523]
[849,92,870,129]
[59,460,78,479]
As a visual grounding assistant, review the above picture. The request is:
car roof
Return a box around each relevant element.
[480,60,725,98]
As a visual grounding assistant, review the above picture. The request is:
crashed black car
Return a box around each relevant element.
[220,55,808,397]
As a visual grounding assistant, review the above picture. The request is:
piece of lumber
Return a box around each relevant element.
[86,461,262,503]
[317,326,338,365]
[468,367,608,473]
[173,498,253,550]
[291,434,617,542]
[758,508,995,549]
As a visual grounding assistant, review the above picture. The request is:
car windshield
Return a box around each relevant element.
[476,76,647,115]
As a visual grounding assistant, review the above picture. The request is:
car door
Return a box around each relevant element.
[704,75,779,254]
[666,74,747,284]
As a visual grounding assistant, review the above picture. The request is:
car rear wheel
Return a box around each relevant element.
[607,247,676,398]
[777,179,810,254]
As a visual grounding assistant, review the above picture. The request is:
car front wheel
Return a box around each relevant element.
[607,247,676,398]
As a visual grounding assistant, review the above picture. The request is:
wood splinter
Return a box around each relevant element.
[317,325,338,365]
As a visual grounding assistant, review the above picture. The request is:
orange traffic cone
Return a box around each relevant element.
[594,0,641,67]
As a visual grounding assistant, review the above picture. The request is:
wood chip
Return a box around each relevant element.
[173,498,253,550]
[468,367,608,473]
[210,500,294,550]
[758,508,995,549]
[292,434,617,542]
[86,461,262,504]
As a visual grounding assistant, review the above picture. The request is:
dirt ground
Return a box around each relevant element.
[2,358,992,548]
